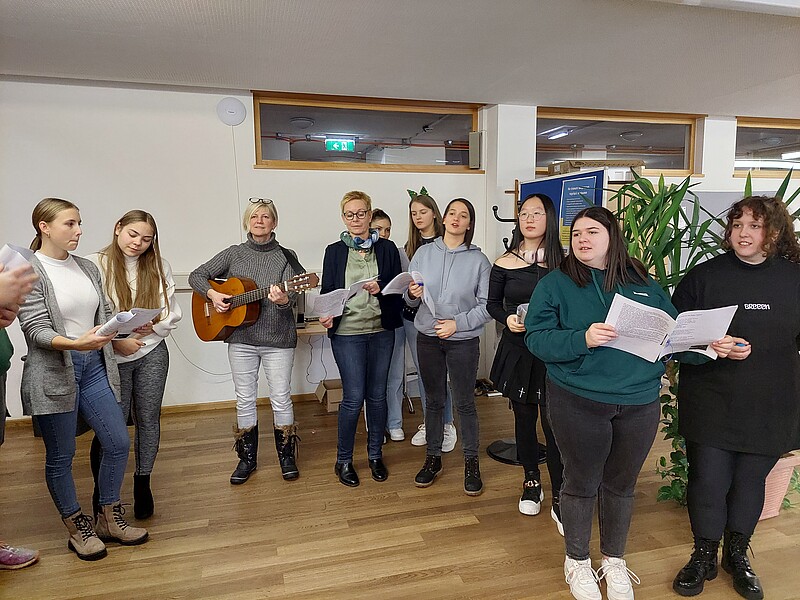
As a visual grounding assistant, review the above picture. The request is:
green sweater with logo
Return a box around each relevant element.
[0,329,12,375]
[525,268,677,405]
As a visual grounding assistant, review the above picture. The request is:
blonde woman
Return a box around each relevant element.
[87,210,181,520]
[18,198,148,561]
[189,198,305,484]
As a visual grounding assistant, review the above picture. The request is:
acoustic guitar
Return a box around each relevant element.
[192,273,319,342]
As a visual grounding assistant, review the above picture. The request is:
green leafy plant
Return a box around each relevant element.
[611,169,800,506]
[783,468,800,510]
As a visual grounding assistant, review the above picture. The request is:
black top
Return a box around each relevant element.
[321,238,403,337]
[673,252,800,456]
[488,262,549,403]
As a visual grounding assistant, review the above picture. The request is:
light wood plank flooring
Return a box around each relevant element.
[2,396,799,599]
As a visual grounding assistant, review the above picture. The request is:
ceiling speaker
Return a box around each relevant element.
[216,97,246,126]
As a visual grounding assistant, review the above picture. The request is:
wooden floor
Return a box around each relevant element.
[2,396,799,600]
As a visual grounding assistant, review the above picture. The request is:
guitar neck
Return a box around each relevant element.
[228,283,284,308]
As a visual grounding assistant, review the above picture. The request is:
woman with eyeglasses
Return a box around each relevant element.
[189,198,307,485]
[407,198,491,496]
[320,191,403,487]
[488,193,565,526]
[671,196,800,600]
[525,206,732,600]
[18,198,148,561]
[86,210,181,520]
[403,194,457,450]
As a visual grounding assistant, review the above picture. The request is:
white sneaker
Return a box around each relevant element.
[598,557,640,600]
[389,428,405,442]
[411,424,427,446]
[442,422,457,453]
[564,556,601,600]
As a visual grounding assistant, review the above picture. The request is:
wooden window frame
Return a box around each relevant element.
[535,107,704,178]
[253,91,483,173]
[734,117,800,179]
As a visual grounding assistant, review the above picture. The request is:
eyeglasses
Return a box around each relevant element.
[343,209,369,221]
[249,197,274,205]
[519,211,546,221]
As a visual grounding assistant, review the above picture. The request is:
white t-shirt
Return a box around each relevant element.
[36,252,99,339]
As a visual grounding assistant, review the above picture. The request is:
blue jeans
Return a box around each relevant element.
[416,334,481,457]
[35,350,129,517]
[404,319,453,424]
[331,330,393,463]
[386,327,406,431]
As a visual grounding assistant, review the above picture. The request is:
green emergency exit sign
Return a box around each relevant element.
[325,139,355,152]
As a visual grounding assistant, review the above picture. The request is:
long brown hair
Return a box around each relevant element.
[405,194,444,259]
[97,210,169,320]
[30,197,79,251]
[723,195,800,263]
[560,206,648,291]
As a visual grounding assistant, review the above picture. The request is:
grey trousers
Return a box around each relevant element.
[118,341,169,475]
[547,379,659,560]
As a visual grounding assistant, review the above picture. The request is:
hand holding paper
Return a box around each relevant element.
[96,307,164,337]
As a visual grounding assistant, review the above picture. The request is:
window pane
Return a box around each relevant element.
[259,103,473,166]
[536,118,690,171]
[735,125,800,172]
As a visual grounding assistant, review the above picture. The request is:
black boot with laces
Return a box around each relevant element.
[673,537,719,596]
[464,455,483,496]
[722,531,763,600]
[415,455,442,487]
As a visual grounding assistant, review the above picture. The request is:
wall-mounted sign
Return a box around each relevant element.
[325,139,355,152]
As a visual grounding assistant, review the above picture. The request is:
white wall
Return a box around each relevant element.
[0,79,487,415]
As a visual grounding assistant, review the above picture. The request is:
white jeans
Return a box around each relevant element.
[228,343,295,429]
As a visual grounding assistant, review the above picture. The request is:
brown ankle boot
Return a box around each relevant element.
[95,503,149,546]
[62,511,107,561]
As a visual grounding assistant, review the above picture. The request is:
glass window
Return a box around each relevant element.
[735,119,800,175]
[254,93,480,172]
[536,109,700,176]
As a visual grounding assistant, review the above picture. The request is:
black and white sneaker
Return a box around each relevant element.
[519,479,543,515]
[551,499,564,536]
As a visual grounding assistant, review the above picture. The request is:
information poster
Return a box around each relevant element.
[519,169,605,248]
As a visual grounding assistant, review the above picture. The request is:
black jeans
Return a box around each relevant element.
[547,380,660,560]
[417,334,481,457]
[686,441,779,540]
[513,400,564,498]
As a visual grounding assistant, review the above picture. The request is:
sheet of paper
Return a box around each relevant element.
[666,305,738,358]
[0,244,35,270]
[381,272,417,295]
[347,276,378,299]
[308,289,349,318]
[516,303,528,323]
[604,294,676,362]
[96,307,164,337]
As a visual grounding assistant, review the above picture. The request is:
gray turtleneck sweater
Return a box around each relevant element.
[188,233,300,348]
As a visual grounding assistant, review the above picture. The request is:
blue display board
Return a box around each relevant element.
[519,169,605,247]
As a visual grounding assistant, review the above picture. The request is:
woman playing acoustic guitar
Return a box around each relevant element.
[189,198,308,484]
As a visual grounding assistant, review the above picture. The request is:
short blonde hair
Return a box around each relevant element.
[242,199,278,231]
[340,190,372,213]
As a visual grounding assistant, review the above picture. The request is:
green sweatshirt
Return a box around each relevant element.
[525,268,677,405]
[0,329,13,375]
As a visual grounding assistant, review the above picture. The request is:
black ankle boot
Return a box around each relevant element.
[722,531,763,600]
[89,435,102,517]
[673,537,719,596]
[133,474,154,520]
[230,424,258,485]
[273,424,300,481]
[464,455,483,496]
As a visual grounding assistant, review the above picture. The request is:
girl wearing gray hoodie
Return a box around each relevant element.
[405,198,491,495]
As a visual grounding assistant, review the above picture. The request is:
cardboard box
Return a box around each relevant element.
[315,379,343,412]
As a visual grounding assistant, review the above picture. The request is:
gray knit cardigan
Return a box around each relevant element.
[17,254,121,416]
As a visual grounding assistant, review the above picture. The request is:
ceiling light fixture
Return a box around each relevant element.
[781,151,800,160]
[619,130,643,142]
[762,136,783,146]
[290,117,315,130]
[548,130,570,140]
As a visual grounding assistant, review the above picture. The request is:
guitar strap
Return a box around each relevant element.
[279,246,306,275]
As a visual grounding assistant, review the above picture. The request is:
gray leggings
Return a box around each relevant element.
[118,341,169,475]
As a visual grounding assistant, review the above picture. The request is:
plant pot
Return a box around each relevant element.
[759,451,800,520]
